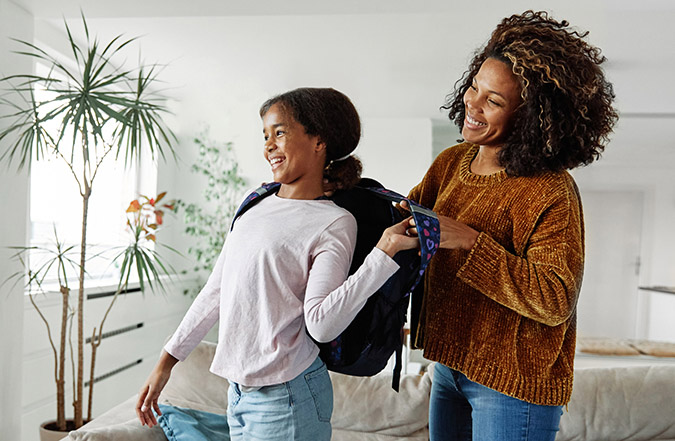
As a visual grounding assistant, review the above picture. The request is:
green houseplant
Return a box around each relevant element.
[176,131,246,295]
[0,14,176,433]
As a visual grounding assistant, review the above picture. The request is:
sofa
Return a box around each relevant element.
[62,340,675,441]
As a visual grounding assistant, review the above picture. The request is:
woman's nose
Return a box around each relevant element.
[464,94,476,111]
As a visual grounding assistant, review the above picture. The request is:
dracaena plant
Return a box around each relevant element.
[0,14,176,430]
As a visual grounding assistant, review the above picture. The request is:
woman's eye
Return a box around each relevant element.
[470,83,477,91]
[488,99,502,107]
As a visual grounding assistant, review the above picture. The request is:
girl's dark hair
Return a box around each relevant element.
[443,10,619,176]
[260,87,363,189]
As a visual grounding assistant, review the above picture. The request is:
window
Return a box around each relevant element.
[28,61,156,288]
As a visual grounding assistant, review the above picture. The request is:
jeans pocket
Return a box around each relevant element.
[227,381,242,409]
[304,363,333,423]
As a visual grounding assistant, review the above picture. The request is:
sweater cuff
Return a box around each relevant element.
[456,232,505,288]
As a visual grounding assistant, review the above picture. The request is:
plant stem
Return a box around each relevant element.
[75,184,91,428]
[57,285,69,431]
[87,327,97,422]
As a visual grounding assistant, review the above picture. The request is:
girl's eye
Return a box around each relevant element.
[276,130,285,136]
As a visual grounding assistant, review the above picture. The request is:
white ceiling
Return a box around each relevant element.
[14,0,675,18]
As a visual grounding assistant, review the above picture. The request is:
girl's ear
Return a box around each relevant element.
[315,139,327,153]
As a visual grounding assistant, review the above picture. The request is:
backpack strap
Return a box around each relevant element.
[360,186,440,391]
[230,182,281,231]
[361,186,440,294]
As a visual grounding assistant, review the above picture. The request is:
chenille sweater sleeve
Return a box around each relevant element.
[456,179,584,326]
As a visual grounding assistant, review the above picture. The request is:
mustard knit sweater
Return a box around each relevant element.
[409,143,584,406]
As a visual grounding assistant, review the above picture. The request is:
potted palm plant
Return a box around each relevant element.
[0,13,177,437]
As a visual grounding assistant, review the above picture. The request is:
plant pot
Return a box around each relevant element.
[39,420,84,441]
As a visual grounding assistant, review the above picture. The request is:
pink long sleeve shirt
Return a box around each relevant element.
[164,194,399,386]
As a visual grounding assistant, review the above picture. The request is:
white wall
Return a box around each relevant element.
[0,2,33,440]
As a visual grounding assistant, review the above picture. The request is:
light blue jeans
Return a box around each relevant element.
[429,363,563,441]
[227,356,332,441]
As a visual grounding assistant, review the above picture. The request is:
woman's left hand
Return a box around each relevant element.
[400,200,479,251]
[435,214,480,250]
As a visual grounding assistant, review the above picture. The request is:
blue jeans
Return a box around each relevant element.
[227,356,332,441]
[429,363,563,441]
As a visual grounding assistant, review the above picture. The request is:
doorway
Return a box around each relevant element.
[577,190,644,339]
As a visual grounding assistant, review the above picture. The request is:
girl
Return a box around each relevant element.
[136,87,418,440]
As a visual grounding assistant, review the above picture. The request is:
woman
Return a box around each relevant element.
[135,88,418,440]
[407,11,618,441]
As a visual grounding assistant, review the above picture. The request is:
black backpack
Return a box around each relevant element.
[231,178,440,390]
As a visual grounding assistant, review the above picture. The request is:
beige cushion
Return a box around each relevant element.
[630,339,675,357]
[577,336,642,356]
[159,340,228,414]
[577,336,675,358]
[330,369,431,437]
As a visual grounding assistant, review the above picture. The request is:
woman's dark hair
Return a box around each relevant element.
[260,87,363,189]
[443,10,619,176]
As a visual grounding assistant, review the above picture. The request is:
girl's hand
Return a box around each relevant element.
[135,351,178,428]
[376,217,419,257]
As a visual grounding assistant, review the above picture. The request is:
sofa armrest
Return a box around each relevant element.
[558,365,675,441]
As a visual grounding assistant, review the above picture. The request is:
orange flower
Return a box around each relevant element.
[126,200,141,213]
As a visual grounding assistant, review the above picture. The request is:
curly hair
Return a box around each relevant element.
[260,87,363,189]
[443,10,618,176]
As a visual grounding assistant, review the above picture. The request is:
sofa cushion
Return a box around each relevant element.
[159,339,229,414]
[330,369,431,437]
[62,396,166,441]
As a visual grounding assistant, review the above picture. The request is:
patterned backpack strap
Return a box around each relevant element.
[230,182,281,231]
[362,186,440,292]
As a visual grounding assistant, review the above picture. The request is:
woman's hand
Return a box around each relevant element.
[376,217,419,257]
[322,178,343,197]
[136,351,178,428]
[399,200,478,251]
[436,214,480,250]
